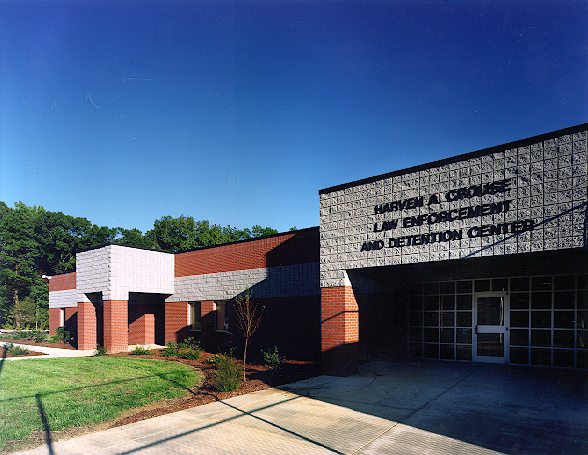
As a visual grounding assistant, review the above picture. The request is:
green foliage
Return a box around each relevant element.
[204,354,223,365]
[0,330,48,343]
[214,353,242,392]
[3,343,30,357]
[94,345,107,356]
[130,346,150,355]
[262,346,283,369]
[161,341,179,357]
[50,327,72,344]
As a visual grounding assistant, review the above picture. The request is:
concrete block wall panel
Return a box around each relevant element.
[77,302,97,350]
[103,300,128,353]
[165,301,189,343]
[174,228,319,277]
[77,245,174,301]
[319,126,588,288]
[167,262,319,303]
[321,286,360,375]
[49,289,83,308]
[48,308,61,336]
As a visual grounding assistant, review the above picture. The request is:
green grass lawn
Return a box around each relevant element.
[0,357,202,452]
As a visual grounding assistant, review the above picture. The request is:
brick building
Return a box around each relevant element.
[49,123,588,373]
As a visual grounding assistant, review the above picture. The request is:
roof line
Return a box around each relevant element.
[318,122,588,195]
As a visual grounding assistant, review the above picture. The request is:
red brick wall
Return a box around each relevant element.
[129,313,155,345]
[321,286,360,375]
[103,300,128,353]
[174,228,318,277]
[48,308,61,336]
[49,272,76,291]
[165,301,189,343]
[77,302,97,350]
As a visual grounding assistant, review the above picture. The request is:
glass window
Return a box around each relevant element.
[456,280,472,294]
[456,345,472,361]
[554,311,575,329]
[554,291,575,309]
[440,328,454,343]
[510,311,529,328]
[477,296,504,325]
[510,293,529,310]
[510,329,528,346]
[510,277,529,292]
[190,302,201,331]
[532,276,552,291]
[456,328,472,344]
[578,274,588,290]
[440,281,455,294]
[440,344,454,360]
[531,348,551,366]
[553,330,574,348]
[531,330,551,347]
[440,312,454,327]
[554,275,575,290]
[553,350,574,368]
[578,350,588,368]
[216,301,230,331]
[477,333,504,357]
[531,311,551,329]
[456,312,472,327]
[456,294,472,310]
[440,295,455,311]
[475,280,491,292]
[577,291,588,310]
[531,292,552,310]
[424,328,439,342]
[510,347,529,364]
[424,312,439,326]
[423,343,439,358]
[492,278,508,291]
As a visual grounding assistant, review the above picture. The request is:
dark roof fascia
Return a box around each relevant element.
[318,122,588,195]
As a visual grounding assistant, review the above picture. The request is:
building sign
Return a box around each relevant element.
[361,177,536,252]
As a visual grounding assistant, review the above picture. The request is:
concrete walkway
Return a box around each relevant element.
[16,360,588,455]
[0,341,95,359]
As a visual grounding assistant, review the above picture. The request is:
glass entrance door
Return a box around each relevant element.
[473,292,509,363]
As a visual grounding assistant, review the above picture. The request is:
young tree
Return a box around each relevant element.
[233,291,264,382]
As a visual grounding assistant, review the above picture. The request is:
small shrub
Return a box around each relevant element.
[52,328,72,344]
[262,346,283,369]
[215,353,242,392]
[177,338,201,360]
[95,345,107,356]
[161,342,179,357]
[204,354,222,365]
[5,343,30,357]
[130,346,150,355]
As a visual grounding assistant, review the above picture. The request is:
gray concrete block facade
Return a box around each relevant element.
[319,129,588,288]
[167,262,320,302]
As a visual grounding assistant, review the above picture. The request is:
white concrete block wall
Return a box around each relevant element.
[167,262,320,302]
[76,245,174,300]
[48,289,82,308]
[319,129,588,288]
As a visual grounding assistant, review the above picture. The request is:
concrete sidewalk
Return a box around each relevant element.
[15,360,588,455]
[1,341,95,359]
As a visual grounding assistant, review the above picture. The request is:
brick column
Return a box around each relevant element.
[103,300,128,353]
[129,313,155,345]
[77,302,97,350]
[165,301,189,343]
[48,308,61,336]
[321,286,360,376]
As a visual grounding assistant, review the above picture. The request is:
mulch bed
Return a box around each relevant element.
[1,346,47,358]
[110,350,320,427]
[0,337,75,350]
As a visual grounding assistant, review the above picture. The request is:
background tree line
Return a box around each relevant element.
[0,201,282,329]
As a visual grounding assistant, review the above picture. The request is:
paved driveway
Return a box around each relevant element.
[17,360,588,455]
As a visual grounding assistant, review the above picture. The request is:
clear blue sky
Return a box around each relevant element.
[1,1,586,233]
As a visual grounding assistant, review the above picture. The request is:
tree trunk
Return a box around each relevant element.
[13,288,20,329]
[243,337,248,382]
